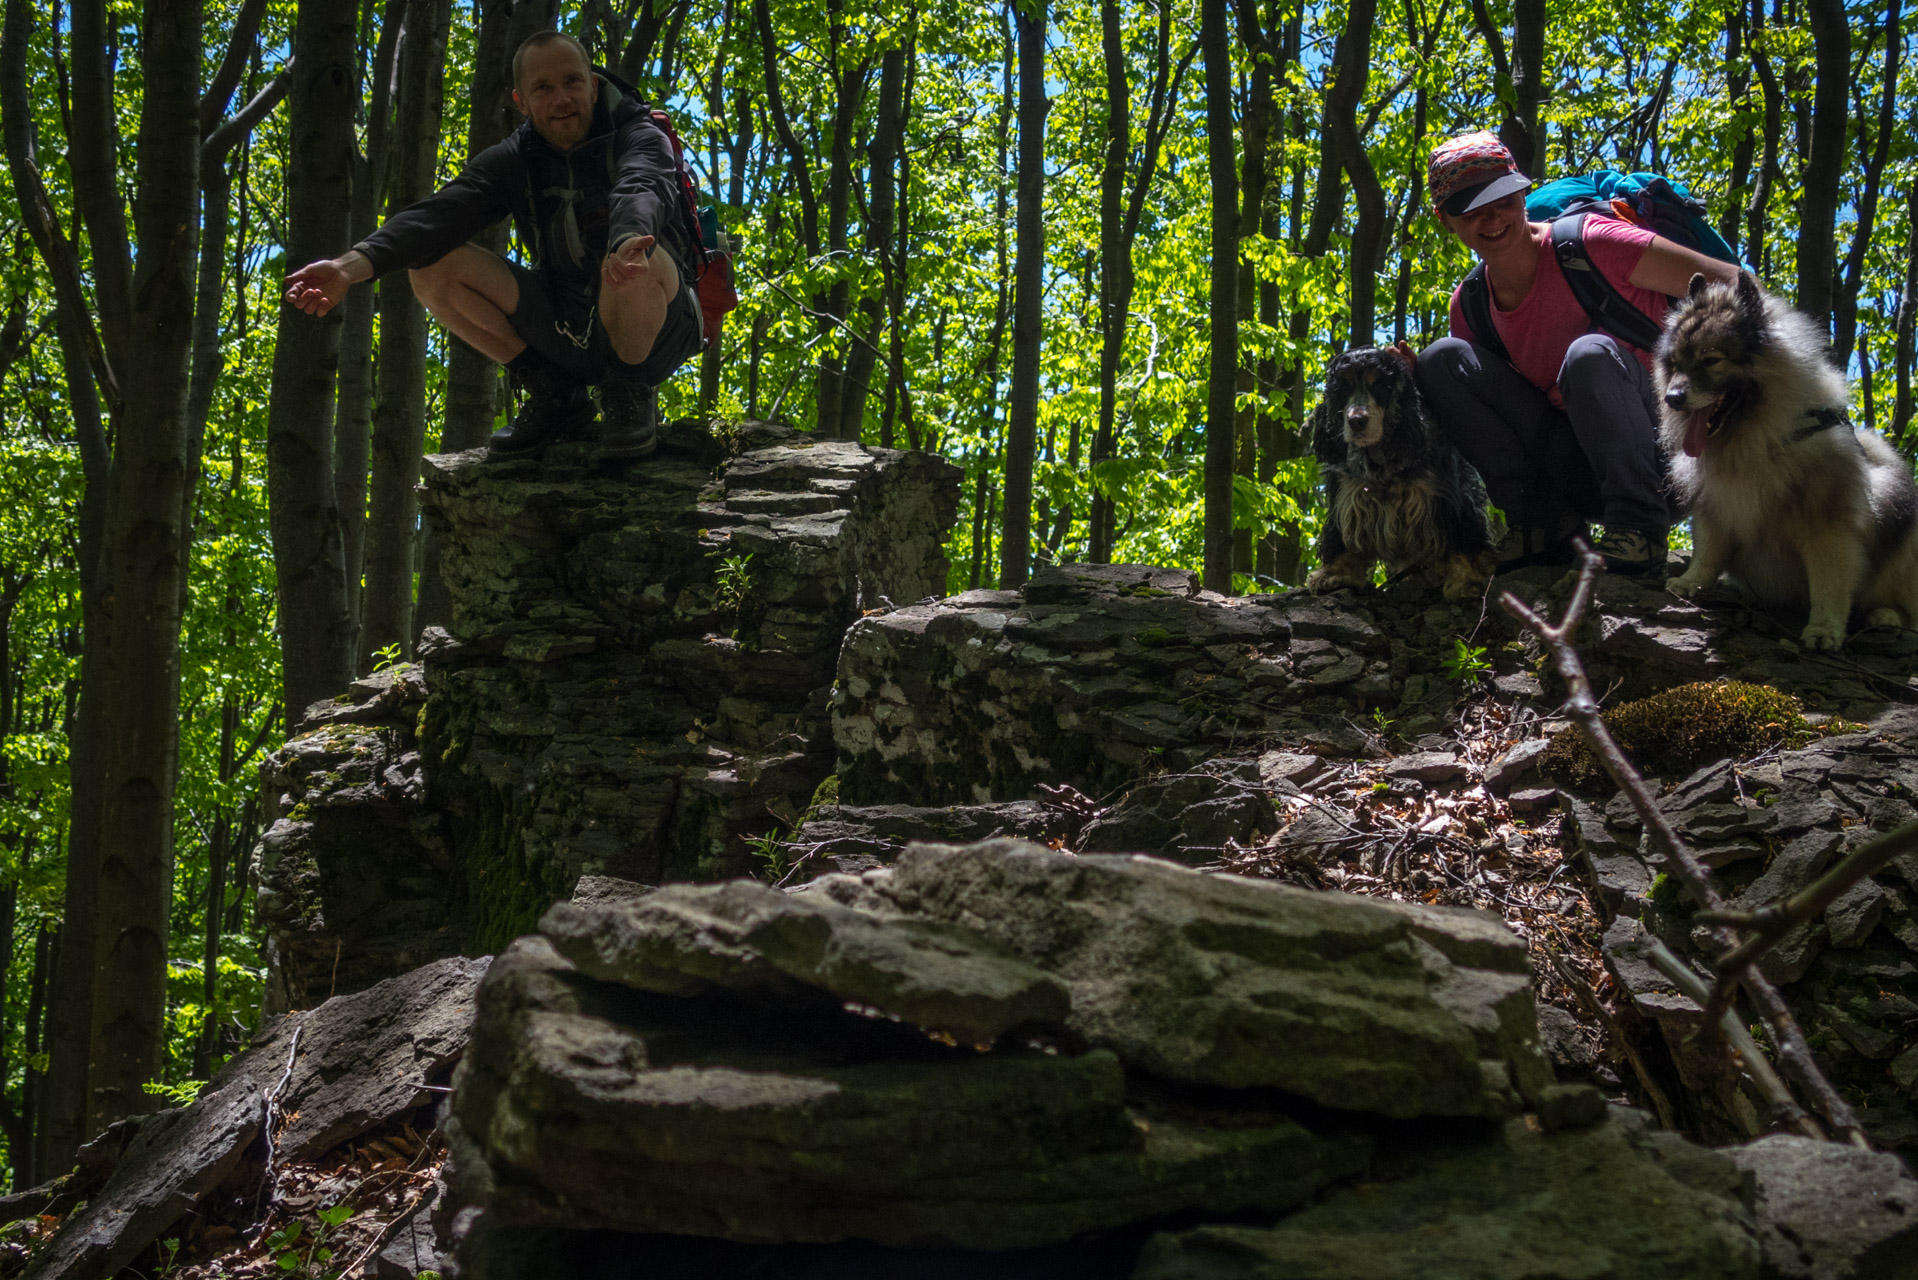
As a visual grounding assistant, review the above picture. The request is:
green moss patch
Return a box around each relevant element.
[1541,681,1852,789]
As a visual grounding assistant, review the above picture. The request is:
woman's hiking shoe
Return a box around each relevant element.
[1493,514,1584,571]
[1592,525,1668,575]
[489,357,594,459]
[598,374,659,461]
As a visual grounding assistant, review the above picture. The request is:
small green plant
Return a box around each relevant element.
[143,1078,205,1106]
[746,826,789,880]
[371,642,404,673]
[267,1204,354,1279]
[1442,637,1492,680]
[714,553,753,612]
[1370,706,1397,739]
[157,1237,182,1277]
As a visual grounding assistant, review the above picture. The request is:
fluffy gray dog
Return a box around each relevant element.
[1659,272,1918,649]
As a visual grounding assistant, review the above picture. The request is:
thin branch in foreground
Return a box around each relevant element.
[1641,934,1823,1140]
[1500,543,1866,1146]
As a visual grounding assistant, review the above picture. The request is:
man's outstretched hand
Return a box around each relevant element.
[602,235,657,288]
[283,256,362,317]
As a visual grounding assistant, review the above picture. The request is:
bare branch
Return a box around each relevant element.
[1500,543,1867,1145]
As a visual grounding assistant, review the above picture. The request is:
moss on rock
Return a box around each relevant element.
[1541,680,1840,789]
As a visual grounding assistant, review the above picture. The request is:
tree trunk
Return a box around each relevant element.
[843,48,907,442]
[1894,180,1918,447]
[267,0,361,732]
[1090,0,1130,565]
[1507,0,1546,175]
[1325,0,1382,346]
[1834,0,1901,369]
[361,0,451,667]
[4,0,112,1173]
[821,0,870,440]
[1796,0,1847,331]
[1717,3,1753,256]
[1200,0,1235,593]
[86,0,202,1134]
[415,0,551,639]
[1744,0,1783,275]
[1000,0,1047,589]
[336,0,407,658]
[1232,5,1275,578]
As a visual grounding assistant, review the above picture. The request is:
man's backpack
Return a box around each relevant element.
[643,106,739,353]
[1457,170,1739,363]
[597,67,739,351]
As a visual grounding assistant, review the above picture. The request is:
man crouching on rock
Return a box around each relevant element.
[282,30,701,462]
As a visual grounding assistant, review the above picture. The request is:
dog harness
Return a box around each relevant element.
[1792,407,1851,441]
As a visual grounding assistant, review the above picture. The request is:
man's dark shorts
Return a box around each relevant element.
[505,246,701,387]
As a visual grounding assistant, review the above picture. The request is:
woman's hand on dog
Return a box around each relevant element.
[1388,340,1418,372]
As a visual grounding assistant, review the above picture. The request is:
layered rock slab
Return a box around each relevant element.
[859,840,1554,1118]
[450,934,1368,1249]
[1133,1108,1760,1280]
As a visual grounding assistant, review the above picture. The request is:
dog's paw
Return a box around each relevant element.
[1800,619,1847,650]
[1665,572,1710,598]
[1865,606,1906,629]
[1441,554,1491,600]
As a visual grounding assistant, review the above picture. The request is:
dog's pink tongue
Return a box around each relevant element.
[1683,409,1711,458]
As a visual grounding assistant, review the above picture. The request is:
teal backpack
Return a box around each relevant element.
[1458,170,1739,360]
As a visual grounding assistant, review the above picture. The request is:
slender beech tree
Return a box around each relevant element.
[1896,178,1918,445]
[1089,0,1191,564]
[1798,0,1848,331]
[1325,0,1384,345]
[845,47,909,437]
[1834,0,1902,369]
[1000,0,1048,588]
[361,0,452,666]
[336,0,406,652]
[1466,0,1544,175]
[1201,0,1235,592]
[1745,0,1784,275]
[267,0,361,733]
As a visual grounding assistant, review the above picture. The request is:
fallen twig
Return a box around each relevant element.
[1692,820,1918,1032]
[1640,934,1822,1140]
[1500,544,1865,1145]
[1538,928,1675,1131]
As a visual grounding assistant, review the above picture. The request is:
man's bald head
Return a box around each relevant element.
[512,31,592,91]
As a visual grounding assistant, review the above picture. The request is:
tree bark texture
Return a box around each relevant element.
[267,0,361,732]
[361,0,450,667]
[1201,0,1235,593]
[87,0,202,1135]
[336,0,406,657]
[1325,0,1382,347]
[1834,0,1901,369]
[844,47,907,441]
[1796,0,1847,331]
[1000,0,1047,589]
[1,0,111,1173]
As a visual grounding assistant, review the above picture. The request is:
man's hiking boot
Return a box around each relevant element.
[1593,525,1668,575]
[599,372,659,461]
[1493,513,1584,572]
[489,355,594,459]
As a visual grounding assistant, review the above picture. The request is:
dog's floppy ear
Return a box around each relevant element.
[1687,273,1709,299]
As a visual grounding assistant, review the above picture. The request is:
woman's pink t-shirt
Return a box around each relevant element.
[1447,214,1663,405]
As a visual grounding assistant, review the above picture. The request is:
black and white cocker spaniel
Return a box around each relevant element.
[1306,347,1494,600]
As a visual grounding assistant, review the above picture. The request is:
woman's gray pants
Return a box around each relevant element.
[1415,333,1671,533]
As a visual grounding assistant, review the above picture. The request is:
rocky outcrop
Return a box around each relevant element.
[1133,1107,1760,1280]
[1560,711,1918,1146]
[254,423,960,1007]
[25,957,487,1280]
[832,562,1918,811]
[449,840,1551,1256]
[445,837,1913,1279]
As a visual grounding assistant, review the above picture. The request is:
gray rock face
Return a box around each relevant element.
[1724,1134,1918,1280]
[1133,1108,1760,1280]
[877,841,1553,1117]
[258,425,961,1004]
[1077,760,1278,863]
[540,881,1070,1045]
[255,665,452,1013]
[26,956,488,1280]
[450,933,1369,1250]
[788,800,1082,872]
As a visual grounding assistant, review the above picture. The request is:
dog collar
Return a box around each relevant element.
[1792,407,1850,440]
